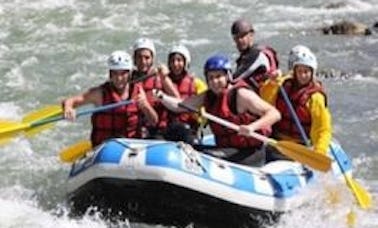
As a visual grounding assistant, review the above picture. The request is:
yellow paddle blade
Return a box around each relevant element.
[325,186,342,205]
[24,122,56,137]
[0,121,25,144]
[346,175,372,209]
[273,140,332,172]
[0,119,21,128]
[0,120,22,143]
[0,122,29,137]
[0,131,19,145]
[347,209,356,227]
[0,105,63,141]
[22,105,63,137]
[59,140,92,163]
[22,105,62,123]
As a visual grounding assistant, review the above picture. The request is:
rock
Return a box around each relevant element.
[322,21,372,35]
[323,2,348,9]
[374,22,378,29]
[317,68,352,80]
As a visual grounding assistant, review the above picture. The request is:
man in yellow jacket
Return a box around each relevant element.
[260,45,332,160]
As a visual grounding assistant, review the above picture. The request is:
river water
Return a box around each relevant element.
[0,0,377,227]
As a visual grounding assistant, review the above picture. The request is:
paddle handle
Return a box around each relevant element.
[77,100,134,117]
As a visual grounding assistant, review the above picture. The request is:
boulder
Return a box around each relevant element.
[323,2,348,9]
[322,21,372,35]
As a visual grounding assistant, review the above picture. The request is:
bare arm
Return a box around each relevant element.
[237,87,281,135]
[157,64,180,98]
[62,86,102,120]
[135,85,158,125]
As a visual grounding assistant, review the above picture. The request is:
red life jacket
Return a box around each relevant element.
[234,44,279,93]
[132,70,168,131]
[204,83,263,149]
[258,45,279,76]
[90,82,140,147]
[168,73,199,131]
[274,79,327,140]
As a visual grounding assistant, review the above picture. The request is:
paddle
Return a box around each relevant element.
[330,144,372,209]
[0,71,158,144]
[278,83,371,225]
[0,100,134,142]
[168,97,332,172]
[0,105,63,144]
[59,139,92,163]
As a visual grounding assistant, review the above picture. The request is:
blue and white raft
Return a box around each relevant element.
[66,137,352,227]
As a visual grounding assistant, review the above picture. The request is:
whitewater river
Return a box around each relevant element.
[0,0,377,227]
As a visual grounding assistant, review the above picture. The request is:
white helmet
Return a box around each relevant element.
[169,44,191,69]
[292,47,318,72]
[133,37,156,57]
[288,45,311,70]
[107,50,133,70]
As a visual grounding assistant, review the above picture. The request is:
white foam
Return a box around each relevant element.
[0,103,21,120]
[180,38,212,47]
[270,181,361,228]
[351,75,378,84]
[0,196,109,228]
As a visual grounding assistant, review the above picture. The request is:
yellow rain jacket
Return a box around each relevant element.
[260,72,332,155]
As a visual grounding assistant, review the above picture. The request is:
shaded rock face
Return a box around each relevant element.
[322,21,372,35]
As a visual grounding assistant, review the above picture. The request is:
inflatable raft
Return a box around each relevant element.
[66,136,351,227]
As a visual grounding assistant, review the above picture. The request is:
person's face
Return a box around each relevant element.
[169,53,185,76]
[294,65,313,86]
[109,70,130,91]
[206,70,228,94]
[134,49,153,73]
[233,32,253,52]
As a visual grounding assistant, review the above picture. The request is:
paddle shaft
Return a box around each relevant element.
[178,102,274,144]
[31,100,134,128]
[279,85,311,146]
[55,72,154,124]
[59,71,154,121]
